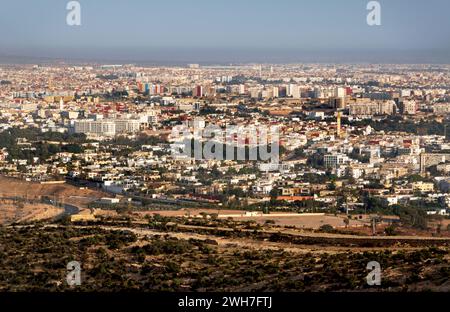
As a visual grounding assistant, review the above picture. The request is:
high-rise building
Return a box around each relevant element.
[73,119,141,136]
[193,85,203,97]
[334,87,346,98]
[313,87,324,99]
[74,120,116,136]
[288,84,300,98]
[349,100,396,116]
[239,84,246,95]
[272,87,279,98]
[398,100,417,115]
[249,88,261,99]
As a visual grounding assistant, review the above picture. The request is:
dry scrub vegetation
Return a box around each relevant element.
[0,222,449,292]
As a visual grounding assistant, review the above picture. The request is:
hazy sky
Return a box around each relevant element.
[1,0,450,64]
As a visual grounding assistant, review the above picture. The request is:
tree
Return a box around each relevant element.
[268,188,279,204]
[328,181,336,191]
[319,224,335,233]
[385,225,397,236]
[343,218,350,228]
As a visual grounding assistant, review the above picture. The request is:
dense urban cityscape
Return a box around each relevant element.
[0,2,449,308]
[0,62,449,293]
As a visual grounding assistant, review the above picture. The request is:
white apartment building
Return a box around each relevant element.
[74,120,116,136]
[115,119,140,133]
[74,119,140,136]
[324,153,350,168]
[349,100,396,116]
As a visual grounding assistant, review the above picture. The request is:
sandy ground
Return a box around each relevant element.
[0,176,109,224]
[0,176,108,207]
[135,208,245,218]
[0,200,64,224]
[135,209,368,229]
[239,215,366,229]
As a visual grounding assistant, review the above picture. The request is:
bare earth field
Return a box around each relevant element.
[0,176,108,224]
[0,176,107,207]
[0,200,63,224]
[136,208,367,229]
[136,208,245,218]
[239,215,366,229]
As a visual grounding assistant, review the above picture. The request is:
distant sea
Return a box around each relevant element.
[0,48,449,66]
